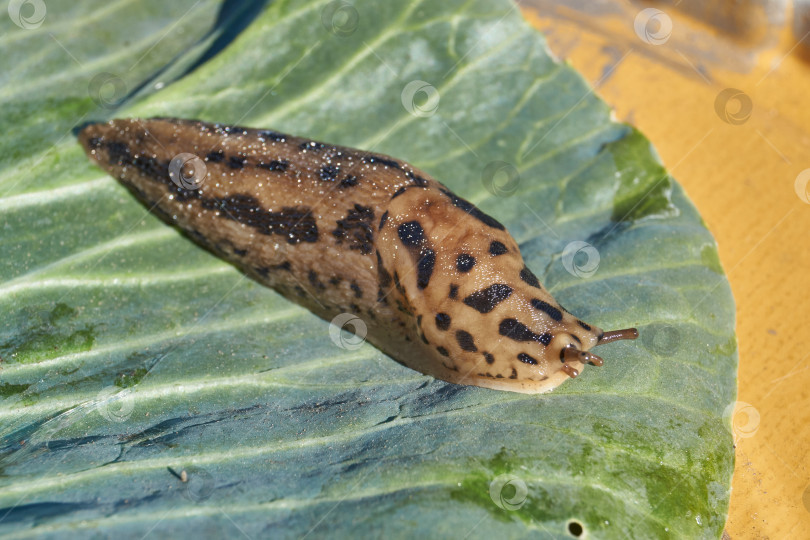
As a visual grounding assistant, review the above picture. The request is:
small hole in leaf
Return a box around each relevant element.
[567,520,584,537]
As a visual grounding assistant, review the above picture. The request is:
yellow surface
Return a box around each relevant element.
[523,8,810,539]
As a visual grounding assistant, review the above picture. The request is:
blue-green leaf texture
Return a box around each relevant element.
[0,0,737,538]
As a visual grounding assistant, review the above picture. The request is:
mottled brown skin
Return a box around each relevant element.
[77,118,637,394]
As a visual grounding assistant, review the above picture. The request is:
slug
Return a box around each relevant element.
[77,118,637,394]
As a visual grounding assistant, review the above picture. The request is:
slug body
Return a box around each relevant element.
[78,118,637,394]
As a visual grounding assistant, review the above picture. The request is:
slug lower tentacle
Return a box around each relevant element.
[77,118,637,394]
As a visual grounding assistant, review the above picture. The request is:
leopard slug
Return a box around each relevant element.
[77,118,637,394]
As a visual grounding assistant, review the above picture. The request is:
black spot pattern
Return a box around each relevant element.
[484,352,495,364]
[101,141,320,244]
[228,155,247,169]
[308,270,325,290]
[393,272,404,293]
[456,254,475,273]
[463,284,513,314]
[391,186,409,199]
[200,194,318,244]
[222,124,250,135]
[449,284,459,299]
[363,155,401,169]
[531,299,563,322]
[518,353,538,365]
[206,151,224,162]
[489,241,508,256]
[437,346,450,357]
[274,261,292,272]
[435,313,451,331]
[320,165,339,181]
[439,188,505,230]
[106,141,133,164]
[395,298,409,314]
[350,281,363,298]
[578,320,592,331]
[375,250,393,288]
[406,170,428,186]
[499,318,552,345]
[332,204,374,254]
[257,159,289,172]
[379,210,389,230]
[396,220,436,289]
[258,130,286,142]
[398,221,424,246]
[456,330,477,352]
[299,141,325,151]
[339,175,358,188]
[416,249,436,290]
[520,266,541,288]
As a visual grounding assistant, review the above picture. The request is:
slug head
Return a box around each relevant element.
[381,187,637,393]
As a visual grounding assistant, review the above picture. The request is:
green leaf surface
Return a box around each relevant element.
[0,0,737,538]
